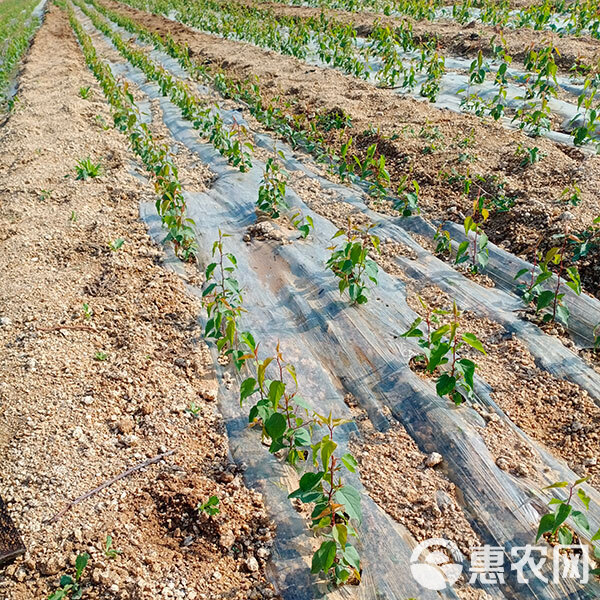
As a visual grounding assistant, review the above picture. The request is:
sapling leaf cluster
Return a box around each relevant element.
[326,219,380,305]
[514,239,582,326]
[75,158,102,180]
[239,340,362,585]
[104,535,122,559]
[394,178,420,217]
[198,495,220,516]
[257,151,288,218]
[47,553,89,600]
[536,478,600,573]
[402,298,486,405]
[202,230,252,370]
[291,211,314,239]
[455,197,490,273]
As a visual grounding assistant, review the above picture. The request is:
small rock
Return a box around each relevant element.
[425,452,443,468]
[72,426,84,440]
[245,556,260,573]
[496,456,510,471]
[211,570,222,581]
[218,471,234,483]
[82,395,94,406]
[117,418,133,434]
[256,547,270,560]
[0,316,12,328]
[38,557,64,576]
[435,490,454,513]
[515,464,529,477]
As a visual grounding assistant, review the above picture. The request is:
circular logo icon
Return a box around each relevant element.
[410,538,464,591]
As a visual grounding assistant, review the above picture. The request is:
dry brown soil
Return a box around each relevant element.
[0,6,278,599]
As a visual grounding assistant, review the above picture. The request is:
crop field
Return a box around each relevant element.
[1,0,600,598]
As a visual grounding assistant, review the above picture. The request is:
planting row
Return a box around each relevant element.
[88,0,600,314]
[60,0,197,258]
[64,2,366,586]
[67,1,600,596]
[111,0,600,154]
[83,0,600,344]
[257,0,600,39]
[0,0,46,110]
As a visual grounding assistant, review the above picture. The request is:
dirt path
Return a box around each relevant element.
[0,6,278,599]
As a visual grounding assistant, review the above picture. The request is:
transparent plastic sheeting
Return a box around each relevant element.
[76,9,600,599]
[159,8,598,149]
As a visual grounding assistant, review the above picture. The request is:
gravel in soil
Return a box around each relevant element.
[406,285,600,489]
[0,7,278,599]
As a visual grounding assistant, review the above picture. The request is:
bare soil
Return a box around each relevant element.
[406,285,600,488]
[0,6,278,599]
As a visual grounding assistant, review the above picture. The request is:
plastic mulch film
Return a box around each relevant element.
[76,9,600,598]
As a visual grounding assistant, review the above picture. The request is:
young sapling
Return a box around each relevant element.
[326,219,380,305]
[402,299,486,405]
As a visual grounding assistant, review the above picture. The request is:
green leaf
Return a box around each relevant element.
[457,358,476,390]
[543,481,568,490]
[75,553,89,581]
[552,502,572,533]
[461,333,486,354]
[59,575,74,587]
[333,523,347,548]
[536,513,555,541]
[428,341,450,372]
[293,427,311,446]
[536,290,555,311]
[335,484,362,524]
[572,510,590,532]
[205,262,217,280]
[202,282,217,297]
[555,303,570,326]
[341,453,358,473]
[320,438,337,471]
[311,540,337,574]
[265,412,287,441]
[239,378,257,405]
[436,373,456,397]
[558,527,573,545]
[268,380,285,409]
[288,487,323,503]
[341,543,361,570]
[577,488,591,510]
[298,471,324,491]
